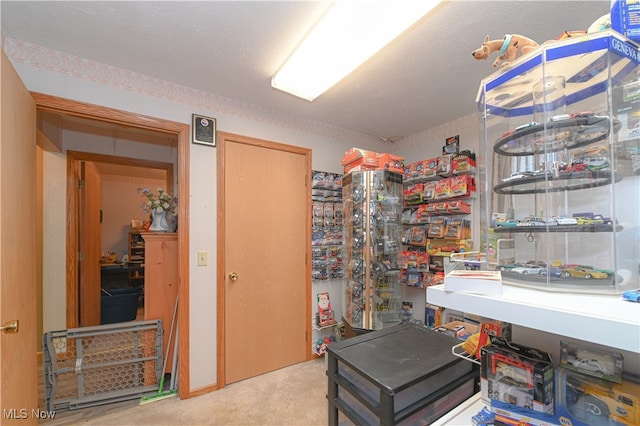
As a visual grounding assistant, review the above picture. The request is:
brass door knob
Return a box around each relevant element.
[228,272,238,281]
[0,320,18,334]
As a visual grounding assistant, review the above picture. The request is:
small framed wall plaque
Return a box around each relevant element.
[192,114,217,147]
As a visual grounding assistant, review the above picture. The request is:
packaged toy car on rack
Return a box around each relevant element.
[401,151,477,288]
[311,171,345,282]
[477,30,640,294]
[311,170,345,355]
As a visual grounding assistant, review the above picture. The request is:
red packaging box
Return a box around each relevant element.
[377,153,405,174]
[340,147,379,167]
[423,158,439,179]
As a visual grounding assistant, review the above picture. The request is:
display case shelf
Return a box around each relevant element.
[493,169,621,195]
[312,313,339,331]
[427,284,640,353]
[494,115,621,156]
[493,223,622,233]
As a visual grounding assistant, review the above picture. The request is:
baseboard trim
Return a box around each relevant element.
[187,383,221,398]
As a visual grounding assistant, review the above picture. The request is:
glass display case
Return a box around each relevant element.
[477,30,639,294]
[342,170,403,330]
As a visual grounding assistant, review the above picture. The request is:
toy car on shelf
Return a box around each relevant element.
[592,214,614,225]
[574,216,604,225]
[572,212,614,225]
[501,171,534,182]
[496,218,520,227]
[570,111,595,119]
[550,216,578,225]
[516,216,546,226]
[563,264,614,277]
[547,265,563,277]
[583,157,610,170]
[622,289,640,302]
[587,266,614,277]
[561,266,609,279]
[515,121,541,131]
[561,161,588,173]
[498,262,522,271]
[511,264,546,275]
[548,111,595,122]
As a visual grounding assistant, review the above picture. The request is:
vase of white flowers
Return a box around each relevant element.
[138,187,178,232]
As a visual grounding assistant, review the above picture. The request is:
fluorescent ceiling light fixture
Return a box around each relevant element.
[272,1,441,101]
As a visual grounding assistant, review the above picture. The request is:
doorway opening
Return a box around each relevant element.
[33,92,191,401]
[46,110,178,328]
[71,149,175,327]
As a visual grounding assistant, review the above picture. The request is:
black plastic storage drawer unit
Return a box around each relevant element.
[327,323,477,425]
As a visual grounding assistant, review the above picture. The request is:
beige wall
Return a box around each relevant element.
[42,151,67,332]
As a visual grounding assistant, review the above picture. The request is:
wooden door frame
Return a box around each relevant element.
[31,92,192,399]
[78,160,102,327]
[216,131,312,388]
[69,151,174,326]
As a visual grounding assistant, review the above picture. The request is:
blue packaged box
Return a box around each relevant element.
[611,0,640,43]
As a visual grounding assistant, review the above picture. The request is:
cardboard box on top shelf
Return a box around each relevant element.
[341,148,405,175]
[340,147,379,167]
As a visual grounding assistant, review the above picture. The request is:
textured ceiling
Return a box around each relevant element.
[2,1,611,141]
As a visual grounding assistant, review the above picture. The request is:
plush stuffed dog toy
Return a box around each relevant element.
[472,34,539,68]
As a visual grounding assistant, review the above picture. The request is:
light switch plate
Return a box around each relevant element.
[197,251,208,266]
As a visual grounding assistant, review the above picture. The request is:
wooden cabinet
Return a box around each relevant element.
[141,232,178,373]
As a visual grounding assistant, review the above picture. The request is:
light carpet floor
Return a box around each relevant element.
[41,358,327,426]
